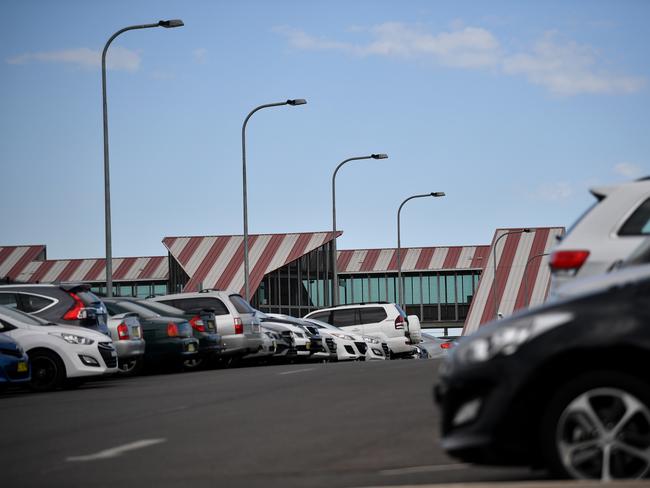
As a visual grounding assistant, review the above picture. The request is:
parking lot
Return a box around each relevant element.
[1,359,539,488]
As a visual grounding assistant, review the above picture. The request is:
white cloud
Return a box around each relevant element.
[274,23,501,69]
[613,162,645,179]
[193,48,208,64]
[503,32,645,95]
[535,181,574,201]
[275,24,644,96]
[6,46,141,71]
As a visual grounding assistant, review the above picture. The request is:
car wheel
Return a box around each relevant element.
[28,350,65,392]
[541,371,650,481]
[183,357,204,370]
[118,358,142,376]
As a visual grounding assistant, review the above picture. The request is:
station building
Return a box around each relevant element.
[0,226,563,334]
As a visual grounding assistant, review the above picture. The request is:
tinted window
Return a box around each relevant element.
[229,295,255,314]
[0,293,19,309]
[619,198,650,236]
[307,311,330,322]
[163,297,229,316]
[331,308,358,327]
[0,305,52,326]
[116,301,159,318]
[19,293,55,313]
[140,300,186,316]
[77,290,103,306]
[359,307,387,324]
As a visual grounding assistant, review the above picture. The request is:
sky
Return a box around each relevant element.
[1,0,649,260]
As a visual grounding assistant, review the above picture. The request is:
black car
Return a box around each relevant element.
[102,298,199,371]
[0,284,109,335]
[434,271,650,481]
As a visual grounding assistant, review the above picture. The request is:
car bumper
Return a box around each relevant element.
[114,338,146,360]
[221,334,263,357]
[0,355,31,384]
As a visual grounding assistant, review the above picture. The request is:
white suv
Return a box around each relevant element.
[303,303,416,357]
[549,177,650,294]
[149,290,263,359]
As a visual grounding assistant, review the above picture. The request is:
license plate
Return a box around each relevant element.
[188,344,196,352]
[111,351,117,357]
[17,362,28,373]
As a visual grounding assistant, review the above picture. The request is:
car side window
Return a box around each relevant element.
[0,293,19,309]
[360,307,388,324]
[165,297,230,316]
[619,198,650,236]
[331,308,359,327]
[18,293,55,313]
[307,311,330,323]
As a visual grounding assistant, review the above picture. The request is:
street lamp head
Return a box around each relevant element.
[523,228,531,233]
[431,192,446,197]
[287,99,307,106]
[158,19,184,28]
[371,153,388,159]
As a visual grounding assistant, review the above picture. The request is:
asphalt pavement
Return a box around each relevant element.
[1,359,545,487]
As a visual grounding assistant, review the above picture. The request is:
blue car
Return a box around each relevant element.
[0,333,30,389]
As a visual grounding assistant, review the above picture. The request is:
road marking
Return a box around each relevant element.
[66,438,166,462]
[278,368,314,375]
[379,463,469,475]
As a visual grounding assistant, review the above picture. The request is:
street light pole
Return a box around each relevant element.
[331,153,388,306]
[491,228,530,320]
[242,99,306,301]
[397,192,445,310]
[102,19,184,298]
[523,252,549,308]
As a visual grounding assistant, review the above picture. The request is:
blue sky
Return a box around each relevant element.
[2,0,649,259]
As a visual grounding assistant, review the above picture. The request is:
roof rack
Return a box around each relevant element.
[198,288,221,293]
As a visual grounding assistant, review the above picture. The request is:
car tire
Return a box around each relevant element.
[118,358,143,376]
[183,357,204,370]
[541,370,650,481]
[28,349,66,392]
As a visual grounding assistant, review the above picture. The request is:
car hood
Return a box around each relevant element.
[28,323,111,341]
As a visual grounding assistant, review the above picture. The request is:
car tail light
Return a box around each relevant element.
[549,250,590,271]
[234,317,243,335]
[167,322,179,337]
[63,292,86,320]
[440,342,453,349]
[189,315,206,332]
[117,322,130,340]
[394,315,405,330]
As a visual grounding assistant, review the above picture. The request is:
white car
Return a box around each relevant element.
[257,312,312,358]
[242,325,277,361]
[549,177,650,294]
[0,305,118,391]
[265,313,342,361]
[304,303,415,358]
[303,317,387,361]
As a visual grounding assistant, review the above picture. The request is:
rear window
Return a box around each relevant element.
[619,198,650,236]
[331,308,358,327]
[77,290,103,306]
[0,305,52,326]
[19,293,55,313]
[139,300,186,316]
[162,297,230,316]
[0,293,19,309]
[229,295,255,314]
[306,311,330,323]
[359,307,387,324]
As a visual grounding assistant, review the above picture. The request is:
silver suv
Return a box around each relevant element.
[149,290,263,359]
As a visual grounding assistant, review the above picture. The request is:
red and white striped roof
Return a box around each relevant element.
[336,245,491,273]
[463,227,565,335]
[163,231,341,294]
[0,245,46,281]
[0,247,168,284]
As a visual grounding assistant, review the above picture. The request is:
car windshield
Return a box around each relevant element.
[0,305,56,326]
[229,294,256,314]
[115,301,160,318]
[139,300,186,316]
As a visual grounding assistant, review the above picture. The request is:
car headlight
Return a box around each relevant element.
[457,312,573,364]
[363,336,380,344]
[330,332,355,341]
[51,333,95,345]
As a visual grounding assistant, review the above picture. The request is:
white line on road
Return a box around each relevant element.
[66,438,166,462]
[379,463,469,475]
[278,368,314,375]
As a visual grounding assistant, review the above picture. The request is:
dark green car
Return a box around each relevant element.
[123,298,222,369]
[102,298,200,372]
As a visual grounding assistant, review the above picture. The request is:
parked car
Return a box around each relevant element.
[150,290,263,360]
[0,305,117,391]
[102,298,199,371]
[0,283,109,336]
[257,312,313,359]
[303,317,388,361]
[121,298,222,370]
[434,268,650,481]
[304,303,415,358]
[417,332,456,359]
[549,177,650,294]
[0,332,30,390]
[265,313,338,361]
[242,325,278,362]
[104,311,145,374]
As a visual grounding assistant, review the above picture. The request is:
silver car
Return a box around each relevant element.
[105,311,145,374]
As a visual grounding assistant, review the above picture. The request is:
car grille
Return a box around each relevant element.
[355,342,368,354]
[98,342,117,368]
[382,343,390,357]
[325,337,336,352]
